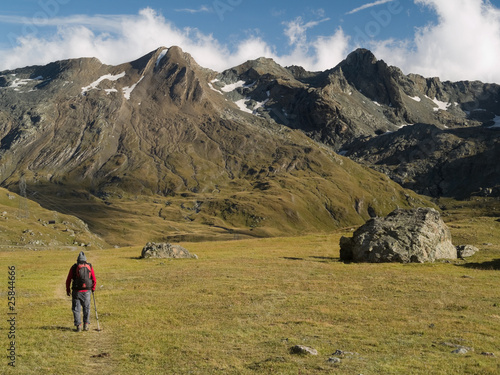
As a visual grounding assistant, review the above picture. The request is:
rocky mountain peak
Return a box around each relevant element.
[343,48,378,68]
[220,56,295,84]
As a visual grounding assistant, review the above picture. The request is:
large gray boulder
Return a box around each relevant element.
[340,208,457,263]
[141,242,197,259]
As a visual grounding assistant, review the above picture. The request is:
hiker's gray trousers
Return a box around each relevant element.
[72,290,91,326]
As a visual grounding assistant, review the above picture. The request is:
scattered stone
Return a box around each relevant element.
[91,352,110,358]
[289,345,318,356]
[327,357,341,363]
[480,352,495,357]
[440,342,474,354]
[340,208,457,263]
[331,349,358,357]
[141,242,198,259]
[456,245,479,258]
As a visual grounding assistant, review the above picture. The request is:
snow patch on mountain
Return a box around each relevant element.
[398,123,414,129]
[253,99,269,111]
[409,95,421,102]
[426,95,451,111]
[490,116,500,128]
[122,76,144,100]
[2,75,45,92]
[220,80,256,93]
[221,80,246,93]
[156,48,168,68]
[81,72,126,95]
[234,98,253,114]
[10,79,31,89]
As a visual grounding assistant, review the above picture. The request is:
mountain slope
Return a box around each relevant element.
[214,48,500,150]
[0,187,106,248]
[344,124,500,199]
[0,47,430,244]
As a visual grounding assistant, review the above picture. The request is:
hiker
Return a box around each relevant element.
[66,251,96,332]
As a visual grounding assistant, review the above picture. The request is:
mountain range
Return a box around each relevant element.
[0,46,498,245]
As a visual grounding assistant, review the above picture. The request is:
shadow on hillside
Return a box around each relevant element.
[282,256,338,263]
[310,256,338,263]
[40,326,73,331]
[461,258,500,270]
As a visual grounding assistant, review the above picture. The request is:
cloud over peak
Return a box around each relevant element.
[372,0,500,82]
[346,0,396,15]
[1,1,500,83]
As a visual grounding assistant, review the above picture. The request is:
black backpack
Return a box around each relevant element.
[72,262,93,291]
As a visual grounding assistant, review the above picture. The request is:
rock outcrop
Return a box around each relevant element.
[340,208,457,263]
[344,123,500,198]
[141,242,197,259]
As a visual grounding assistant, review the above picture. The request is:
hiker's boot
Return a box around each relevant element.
[75,325,81,332]
[84,323,90,331]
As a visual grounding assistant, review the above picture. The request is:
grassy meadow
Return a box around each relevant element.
[1,207,499,374]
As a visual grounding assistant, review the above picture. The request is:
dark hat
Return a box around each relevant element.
[77,251,87,263]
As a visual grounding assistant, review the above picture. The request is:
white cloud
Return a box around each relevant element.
[371,0,500,83]
[283,17,330,46]
[277,16,350,71]
[2,2,500,83]
[0,9,233,72]
[346,0,396,15]
[174,6,212,14]
[0,8,347,73]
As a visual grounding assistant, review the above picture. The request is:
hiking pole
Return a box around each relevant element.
[92,291,101,332]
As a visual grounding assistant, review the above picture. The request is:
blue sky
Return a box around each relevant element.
[1,1,500,83]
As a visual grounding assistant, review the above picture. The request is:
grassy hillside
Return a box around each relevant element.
[1,213,499,374]
[17,145,432,247]
[0,187,107,249]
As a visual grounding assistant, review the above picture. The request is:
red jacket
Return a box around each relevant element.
[66,263,96,294]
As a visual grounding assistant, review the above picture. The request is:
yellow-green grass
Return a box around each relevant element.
[0,187,107,249]
[1,228,499,374]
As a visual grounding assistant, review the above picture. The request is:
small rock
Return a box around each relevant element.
[289,345,318,356]
[91,352,110,358]
[441,342,474,354]
[480,352,495,357]
[327,357,341,363]
[452,348,469,354]
[456,245,479,258]
[331,349,357,357]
